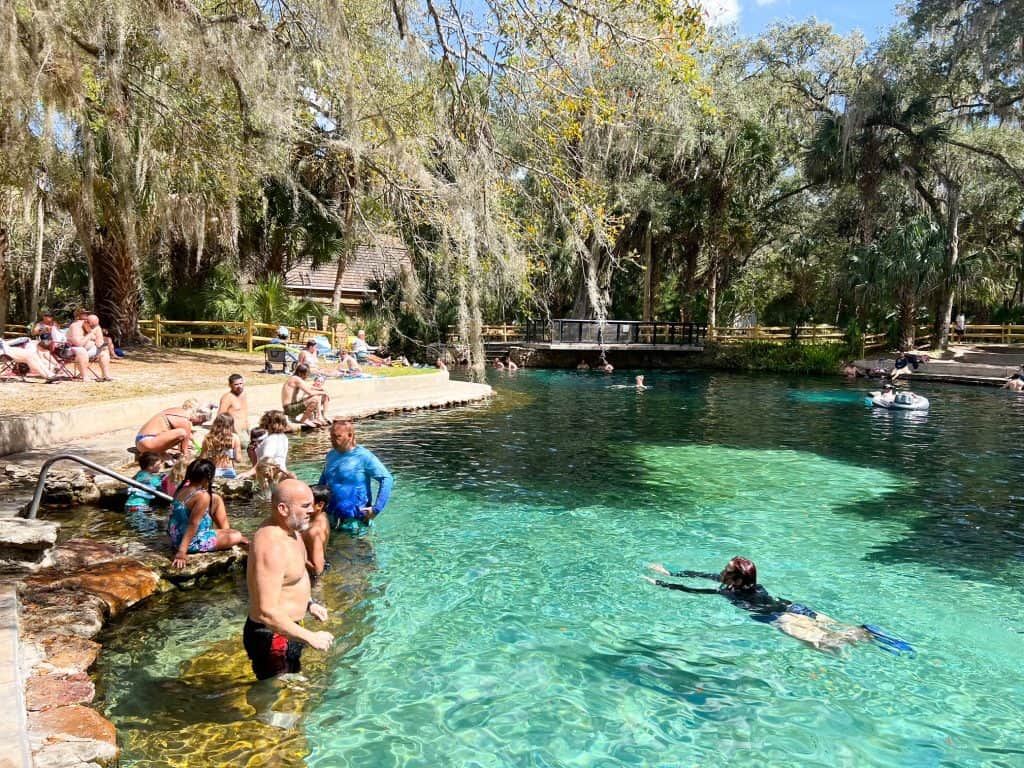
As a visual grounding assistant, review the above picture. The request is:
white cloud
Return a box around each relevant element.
[698,0,741,27]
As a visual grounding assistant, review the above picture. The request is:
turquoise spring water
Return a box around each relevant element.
[93,370,1024,767]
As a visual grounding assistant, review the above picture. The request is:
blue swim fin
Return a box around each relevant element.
[862,624,915,657]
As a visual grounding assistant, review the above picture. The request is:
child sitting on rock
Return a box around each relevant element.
[125,453,164,514]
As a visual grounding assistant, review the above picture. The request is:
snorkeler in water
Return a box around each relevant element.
[646,557,913,655]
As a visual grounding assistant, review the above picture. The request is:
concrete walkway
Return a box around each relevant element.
[0,586,31,768]
[0,371,490,458]
[856,356,1019,386]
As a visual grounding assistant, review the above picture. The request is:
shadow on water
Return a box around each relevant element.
[347,369,1024,582]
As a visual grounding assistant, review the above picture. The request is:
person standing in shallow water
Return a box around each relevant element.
[245,479,334,680]
[319,420,394,528]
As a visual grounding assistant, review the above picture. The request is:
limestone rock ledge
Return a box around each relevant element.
[18,537,248,768]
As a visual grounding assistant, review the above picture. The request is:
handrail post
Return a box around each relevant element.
[25,453,175,520]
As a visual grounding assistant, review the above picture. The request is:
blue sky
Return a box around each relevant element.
[701,0,901,40]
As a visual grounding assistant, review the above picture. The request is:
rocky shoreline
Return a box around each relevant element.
[10,526,246,768]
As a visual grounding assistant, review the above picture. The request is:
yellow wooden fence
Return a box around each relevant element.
[141,316,343,351]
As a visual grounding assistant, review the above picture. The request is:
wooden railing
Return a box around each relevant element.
[959,324,1024,344]
[446,324,524,343]
[711,324,845,344]
[143,316,343,351]
[1,324,32,340]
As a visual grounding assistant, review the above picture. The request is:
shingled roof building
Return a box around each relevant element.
[284,237,411,313]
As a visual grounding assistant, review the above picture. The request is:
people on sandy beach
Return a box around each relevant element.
[168,459,248,569]
[353,329,390,366]
[319,420,394,528]
[244,478,333,679]
[135,399,211,456]
[281,364,330,428]
[0,337,54,379]
[218,374,250,444]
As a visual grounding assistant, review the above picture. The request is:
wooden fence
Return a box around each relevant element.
[140,316,343,351]
[446,324,524,343]
[451,322,882,347]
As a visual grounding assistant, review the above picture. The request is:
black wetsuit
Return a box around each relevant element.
[654,570,817,623]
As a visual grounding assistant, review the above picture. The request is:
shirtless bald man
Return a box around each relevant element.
[244,479,334,679]
[66,314,112,381]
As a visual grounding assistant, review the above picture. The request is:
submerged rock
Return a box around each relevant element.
[28,703,117,746]
[160,546,246,584]
[28,701,120,768]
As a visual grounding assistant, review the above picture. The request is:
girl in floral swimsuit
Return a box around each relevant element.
[168,459,248,569]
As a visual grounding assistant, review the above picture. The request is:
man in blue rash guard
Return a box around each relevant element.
[319,420,394,527]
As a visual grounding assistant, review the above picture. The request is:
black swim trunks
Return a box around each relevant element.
[243,617,304,680]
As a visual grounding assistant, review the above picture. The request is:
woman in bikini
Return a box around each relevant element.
[201,413,243,479]
[135,399,210,456]
[168,459,248,569]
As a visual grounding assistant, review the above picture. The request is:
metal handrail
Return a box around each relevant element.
[24,453,174,520]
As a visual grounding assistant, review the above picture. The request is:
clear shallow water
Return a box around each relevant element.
[94,370,1024,767]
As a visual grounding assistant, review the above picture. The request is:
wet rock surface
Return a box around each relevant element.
[25,672,95,711]
[16,535,249,768]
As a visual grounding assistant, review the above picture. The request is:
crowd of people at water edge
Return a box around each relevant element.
[646,558,914,655]
[218,374,250,444]
[1003,364,1024,391]
[319,420,394,530]
[576,357,614,372]
[245,478,334,680]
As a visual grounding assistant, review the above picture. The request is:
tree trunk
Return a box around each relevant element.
[30,195,43,322]
[642,217,654,321]
[86,232,143,345]
[707,251,718,334]
[0,223,8,332]
[897,295,916,350]
[935,184,961,350]
[331,162,359,313]
[570,235,611,319]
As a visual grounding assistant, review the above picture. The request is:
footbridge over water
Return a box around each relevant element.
[471,319,708,368]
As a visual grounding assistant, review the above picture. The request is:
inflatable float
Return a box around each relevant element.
[868,391,930,411]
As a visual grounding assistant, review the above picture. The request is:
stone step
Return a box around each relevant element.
[0,520,59,564]
[958,351,1024,366]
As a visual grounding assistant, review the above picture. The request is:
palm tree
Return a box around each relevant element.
[846,217,945,348]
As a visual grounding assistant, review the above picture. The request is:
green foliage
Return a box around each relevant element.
[703,341,850,375]
[207,272,325,327]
